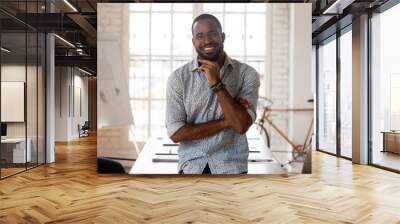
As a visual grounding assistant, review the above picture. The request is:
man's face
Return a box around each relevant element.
[192,19,225,61]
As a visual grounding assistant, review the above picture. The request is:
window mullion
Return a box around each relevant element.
[148,8,152,139]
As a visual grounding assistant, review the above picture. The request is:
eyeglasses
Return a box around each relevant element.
[194,31,220,42]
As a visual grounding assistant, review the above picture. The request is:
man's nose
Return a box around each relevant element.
[203,35,213,44]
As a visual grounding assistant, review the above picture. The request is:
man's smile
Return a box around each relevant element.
[202,44,218,54]
[204,46,216,53]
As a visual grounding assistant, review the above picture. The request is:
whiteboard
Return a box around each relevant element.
[1,82,25,122]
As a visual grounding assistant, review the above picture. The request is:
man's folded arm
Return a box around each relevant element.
[215,67,260,134]
[165,72,228,143]
[215,90,253,134]
[169,119,228,143]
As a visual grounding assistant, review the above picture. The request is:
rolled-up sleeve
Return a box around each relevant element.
[238,66,260,123]
[165,72,187,137]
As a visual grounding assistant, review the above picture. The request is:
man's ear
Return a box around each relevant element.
[221,32,225,43]
[192,37,195,46]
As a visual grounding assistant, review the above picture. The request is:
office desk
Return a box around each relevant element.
[130,126,303,174]
[1,138,31,163]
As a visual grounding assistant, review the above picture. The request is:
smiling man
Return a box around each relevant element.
[165,14,260,174]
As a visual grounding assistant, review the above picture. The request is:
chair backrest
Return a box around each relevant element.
[82,121,90,129]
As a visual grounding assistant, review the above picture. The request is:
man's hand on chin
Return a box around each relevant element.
[198,59,221,86]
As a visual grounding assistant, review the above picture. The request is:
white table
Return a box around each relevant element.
[130,125,301,174]
[1,138,31,163]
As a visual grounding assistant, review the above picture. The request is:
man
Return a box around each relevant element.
[165,14,260,174]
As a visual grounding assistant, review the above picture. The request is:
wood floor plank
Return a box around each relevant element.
[0,135,399,223]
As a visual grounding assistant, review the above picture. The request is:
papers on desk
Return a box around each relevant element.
[154,137,179,155]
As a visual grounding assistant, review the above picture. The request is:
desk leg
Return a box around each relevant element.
[382,133,386,153]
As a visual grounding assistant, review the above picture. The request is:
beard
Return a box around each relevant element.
[196,44,223,61]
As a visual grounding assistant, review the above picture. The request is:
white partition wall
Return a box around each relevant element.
[1,82,24,122]
[54,67,89,141]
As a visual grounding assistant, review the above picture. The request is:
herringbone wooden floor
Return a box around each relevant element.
[1,135,400,224]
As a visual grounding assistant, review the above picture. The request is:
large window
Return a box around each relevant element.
[317,27,353,159]
[129,3,267,141]
[317,36,337,154]
[340,29,352,158]
[371,3,400,171]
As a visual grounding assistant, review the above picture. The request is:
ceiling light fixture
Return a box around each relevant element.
[54,34,75,48]
[1,47,11,53]
[322,0,354,15]
[63,0,78,12]
[78,67,93,76]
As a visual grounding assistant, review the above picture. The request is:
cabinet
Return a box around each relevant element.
[382,132,400,154]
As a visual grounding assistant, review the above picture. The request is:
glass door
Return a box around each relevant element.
[317,36,337,155]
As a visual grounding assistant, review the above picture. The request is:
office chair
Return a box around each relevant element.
[79,121,90,138]
[97,157,126,173]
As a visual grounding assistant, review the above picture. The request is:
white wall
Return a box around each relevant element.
[55,67,89,141]
[1,66,26,139]
[1,64,46,163]
[72,73,89,138]
[55,67,68,141]
[1,65,36,138]
[288,4,313,146]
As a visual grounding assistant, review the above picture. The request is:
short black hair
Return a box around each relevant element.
[191,13,222,34]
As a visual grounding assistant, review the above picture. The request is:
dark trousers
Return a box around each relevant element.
[180,163,247,174]
[202,163,212,174]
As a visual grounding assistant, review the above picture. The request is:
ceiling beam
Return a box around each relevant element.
[67,13,97,39]
[322,0,356,14]
[55,55,96,72]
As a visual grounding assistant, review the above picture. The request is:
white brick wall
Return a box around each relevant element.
[98,3,124,41]
[269,4,290,149]
[97,4,137,159]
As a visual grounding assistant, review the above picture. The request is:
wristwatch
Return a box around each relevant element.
[210,81,225,93]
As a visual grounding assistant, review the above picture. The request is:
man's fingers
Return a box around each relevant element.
[238,97,249,104]
[199,65,210,73]
[198,59,214,65]
[238,98,252,108]
[240,102,249,108]
[199,64,212,69]
[238,100,249,108]
[199,59,219,68]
